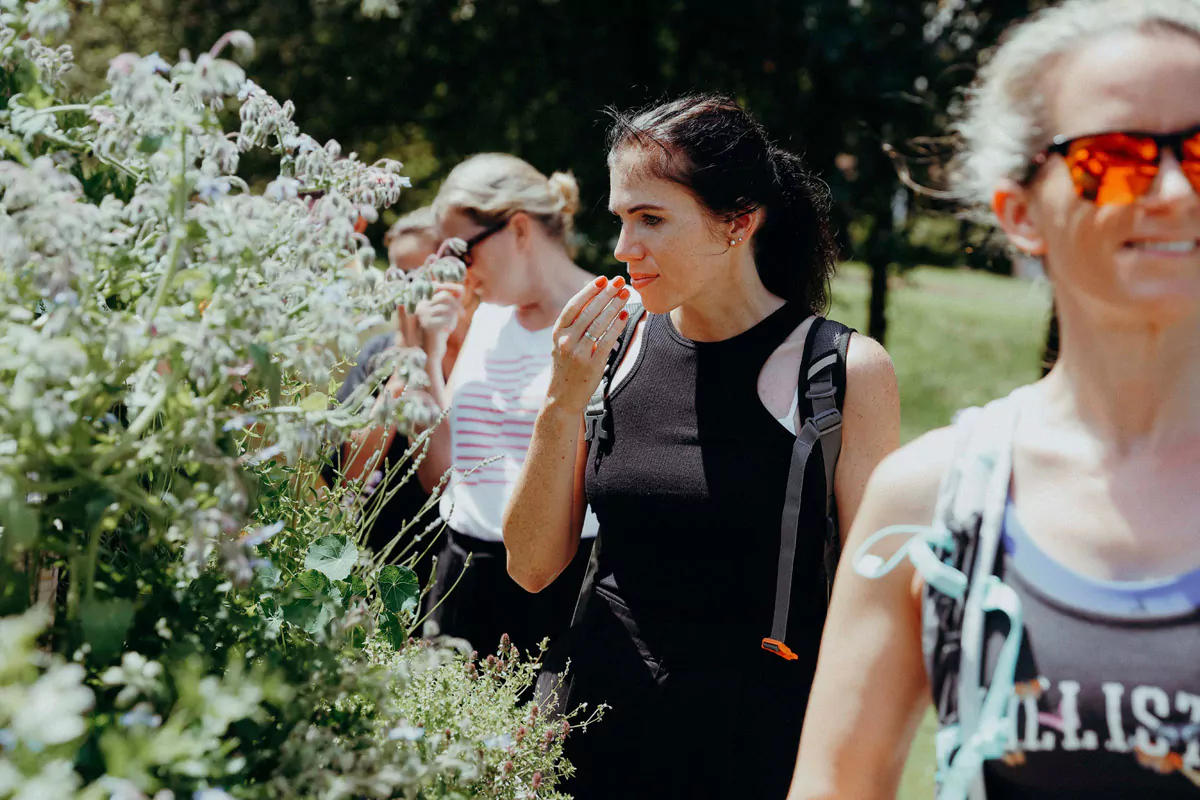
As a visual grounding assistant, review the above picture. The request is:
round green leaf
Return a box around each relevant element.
[304,535,358,581]
[378,564,420,615]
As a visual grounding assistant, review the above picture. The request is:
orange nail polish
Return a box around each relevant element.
[595,276,608,287]
[612,275,626,289]
[618,310,629,321]
[618,288,631,300]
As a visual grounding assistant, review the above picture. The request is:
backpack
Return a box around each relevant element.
[580,305,854,660]
[853,388,1030,800]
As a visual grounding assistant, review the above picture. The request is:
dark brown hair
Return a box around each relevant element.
[607,94,838,313]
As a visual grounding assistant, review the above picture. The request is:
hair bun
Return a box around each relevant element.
[547,171,581,217]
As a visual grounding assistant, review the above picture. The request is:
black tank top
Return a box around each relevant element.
[979,502,1200,799]
[567,303,840,799]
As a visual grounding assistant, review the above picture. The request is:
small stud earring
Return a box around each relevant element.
[729,239,736,246]
[737,237,743,243]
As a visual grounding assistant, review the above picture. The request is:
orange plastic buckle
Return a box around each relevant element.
[761,637,798,661]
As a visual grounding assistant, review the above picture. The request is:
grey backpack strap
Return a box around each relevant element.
[537,303,648,719]
[583,302,645,451]
[763,317,852,661]
[574,302,644,626]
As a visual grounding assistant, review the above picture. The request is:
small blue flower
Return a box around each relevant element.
[482,733,513,749]
[120,703,162,729]
[0,728,16,750]
[243,520,284,546]
[194,789,235,800]
[196,177,231,203]
[143,52,171,74]
[387,724,425,742]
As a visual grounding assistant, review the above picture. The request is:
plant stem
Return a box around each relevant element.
[144,127,189,327]
[82,517,105,604]
[33,103,93,116]
[407,552,471,637]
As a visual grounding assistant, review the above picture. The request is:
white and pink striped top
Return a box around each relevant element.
[439,302,600,542]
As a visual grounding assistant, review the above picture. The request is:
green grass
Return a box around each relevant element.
[830,264,1052,444]
[828,264,1051,799]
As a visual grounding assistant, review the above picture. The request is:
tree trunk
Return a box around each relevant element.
[866,215,893,344]
[868,256,888,343]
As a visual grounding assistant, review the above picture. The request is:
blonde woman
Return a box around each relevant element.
[417,154,604,655]
[791,1,1200,797]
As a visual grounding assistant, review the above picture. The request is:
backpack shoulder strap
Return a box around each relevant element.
[924,390,1027,800]
[762,317,853,661]
[572,301,644,629]
[583,302,645,448]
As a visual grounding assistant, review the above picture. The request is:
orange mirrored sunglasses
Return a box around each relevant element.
[1028,126,1200,205]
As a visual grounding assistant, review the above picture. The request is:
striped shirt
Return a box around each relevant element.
[439,302,599,542]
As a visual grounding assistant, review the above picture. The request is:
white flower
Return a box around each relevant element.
[11,662,93,746]
[8,758,79,800]
[265,177,300,202]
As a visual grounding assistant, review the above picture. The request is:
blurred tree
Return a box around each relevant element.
[70,0,1043,342]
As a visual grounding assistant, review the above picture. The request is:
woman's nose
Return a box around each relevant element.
[613,225,643,263]
[1146,149,1200,205]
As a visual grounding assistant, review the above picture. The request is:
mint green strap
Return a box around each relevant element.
[852,524,968,599]
[937,577,1024,800]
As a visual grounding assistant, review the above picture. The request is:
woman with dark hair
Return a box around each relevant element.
[503,95,900,797]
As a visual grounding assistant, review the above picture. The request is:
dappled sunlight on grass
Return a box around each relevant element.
[831,264,1052,443]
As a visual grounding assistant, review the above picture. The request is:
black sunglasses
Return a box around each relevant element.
[437,219,508,267]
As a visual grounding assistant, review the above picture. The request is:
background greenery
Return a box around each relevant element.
[19,2,1059,795]
[64,0,1053,342]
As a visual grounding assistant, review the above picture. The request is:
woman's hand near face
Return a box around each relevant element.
[545,275,631,413]
[502,274,631,592]
[415,282,466,360]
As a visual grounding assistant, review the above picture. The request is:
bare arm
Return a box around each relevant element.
[789,428,959,799]
[504,277,629,592]
[834,333,901,536]
[407,284,462,494]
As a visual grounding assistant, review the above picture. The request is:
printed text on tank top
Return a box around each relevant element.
[978,500,1200,796]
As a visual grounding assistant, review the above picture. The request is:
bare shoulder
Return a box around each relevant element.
[845,332,895,380]
[855,425,961,532]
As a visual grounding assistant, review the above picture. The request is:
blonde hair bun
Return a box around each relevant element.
[547,171,581,218]
[433,154,581,254]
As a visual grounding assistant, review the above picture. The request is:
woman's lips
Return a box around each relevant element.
[629,274,657,290]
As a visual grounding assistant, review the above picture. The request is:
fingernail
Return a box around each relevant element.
[595,276,608,287]
[618,310,629,321]
[618,288,631,300]
[612,276,626,289]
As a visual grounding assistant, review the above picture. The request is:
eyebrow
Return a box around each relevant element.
[609,203,667,215]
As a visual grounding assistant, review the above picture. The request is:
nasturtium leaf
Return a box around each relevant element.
[378,564,420,615]
[80,598,135,663]
[282,570,340,635]
[304,535,357,581]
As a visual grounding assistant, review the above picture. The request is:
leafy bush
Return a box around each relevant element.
[0,2,597,797]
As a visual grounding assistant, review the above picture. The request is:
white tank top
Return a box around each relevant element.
[440,303,600,542]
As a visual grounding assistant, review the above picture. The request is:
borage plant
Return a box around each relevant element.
[0,2,598,798]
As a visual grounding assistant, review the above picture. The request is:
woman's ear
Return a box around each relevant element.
[728,209,762,246]
[509,211,534,250]
[994,179,1048,256]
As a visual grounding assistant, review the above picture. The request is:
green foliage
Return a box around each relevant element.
[0,3,594,798]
